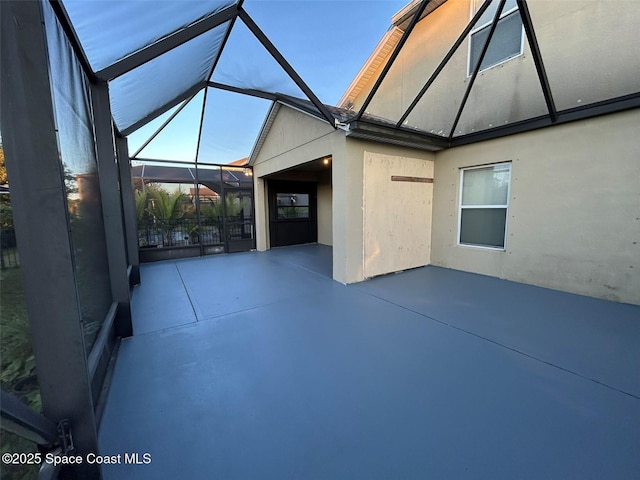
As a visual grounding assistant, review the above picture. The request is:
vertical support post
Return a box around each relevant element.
[194,88,208,255]
[91,81,133,337]
[253,176,269,251]
[115,136,141,286]
[1,2,101,478]
[221,168,228,252]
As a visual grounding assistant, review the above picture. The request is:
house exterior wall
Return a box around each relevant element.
[363,152,434,279]
[350,0,640,136]
[317,169,332,246]
[251,2,639,302]
[252,106,344,253]
[432,109,640,305]
[340,140,436,284]
[252,107,337,176]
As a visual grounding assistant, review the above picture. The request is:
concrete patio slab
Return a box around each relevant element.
[99,246,640,479]
[355,266,640,398]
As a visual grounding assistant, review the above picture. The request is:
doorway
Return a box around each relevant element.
[268,181,317,247]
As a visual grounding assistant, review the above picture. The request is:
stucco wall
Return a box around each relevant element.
[253,106,337,177]
[353,0,640,136]
[363,152,434,278]
[317,169,332,246]
[339,140,436,284]
[252,106,345,251]
[432,109,640,305]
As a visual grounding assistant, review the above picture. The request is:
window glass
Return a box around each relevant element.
[277,207,309,220]
[475,0,518,27]
[460,208,508,247]
[470,11,523,73]
[276,193,309,207]
[459,163,510,249]
[276,193,310,219]
[462,164,510,205]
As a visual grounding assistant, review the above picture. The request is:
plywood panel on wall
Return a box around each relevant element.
[363,152,433,278]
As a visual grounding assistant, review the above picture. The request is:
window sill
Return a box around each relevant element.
[457,242,506,252]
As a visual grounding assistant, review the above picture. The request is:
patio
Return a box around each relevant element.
[99,245,639,479]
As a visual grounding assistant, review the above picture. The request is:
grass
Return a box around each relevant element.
[1,267,41,480]
[1,267,26,314]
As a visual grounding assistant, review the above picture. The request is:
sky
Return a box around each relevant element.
[128,0,408,164]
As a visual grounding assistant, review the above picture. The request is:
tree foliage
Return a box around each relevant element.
[0,145,7,185]
[136,186,193,245]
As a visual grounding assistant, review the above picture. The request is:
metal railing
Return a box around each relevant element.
[1,193,19,268]
[138,217,225,248]
[138,215,254,249]
[1,227,19,268]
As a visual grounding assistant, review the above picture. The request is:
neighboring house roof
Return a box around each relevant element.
[227,157,249,166]
[189,187,219,198]
[338,0,448,109]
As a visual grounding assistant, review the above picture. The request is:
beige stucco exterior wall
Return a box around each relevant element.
[317,169,332,246]
[431,109,640,305]
[252,107,337,177]
[252,106,434,284]
[352,0,640,136]
[252,106,344,252]
[363,152,434,278]
[339,140,436,284]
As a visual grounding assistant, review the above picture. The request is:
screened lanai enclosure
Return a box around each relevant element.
[132,162,254,260]
[1,0,639,479]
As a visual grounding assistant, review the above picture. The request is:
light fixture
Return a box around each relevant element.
[323,158,330,166]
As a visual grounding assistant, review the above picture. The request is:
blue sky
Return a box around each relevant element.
[129,0,408,164]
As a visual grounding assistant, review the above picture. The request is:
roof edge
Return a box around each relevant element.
[248,102,281,166]
[391,0,448,30]
[337,27,403,109]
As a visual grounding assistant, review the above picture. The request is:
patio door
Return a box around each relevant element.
[269,181,317,247]
[224,189,255,253]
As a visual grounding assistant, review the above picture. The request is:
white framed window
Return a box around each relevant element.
[468,0,524,75]
[458,162,511,249]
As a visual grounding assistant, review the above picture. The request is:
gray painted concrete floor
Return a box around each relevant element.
[100,245,640,479]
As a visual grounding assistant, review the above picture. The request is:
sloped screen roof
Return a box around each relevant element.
[347,0,640,148]
[109,22,228,132]
[58,0,332,138]
[54,0,640,159]
[62,0,238,72]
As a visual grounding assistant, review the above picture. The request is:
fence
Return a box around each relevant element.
[138,214,254,249]
[1,194,20,269]
[1,227,19,268]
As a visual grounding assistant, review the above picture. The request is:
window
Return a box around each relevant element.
[276,193,310,219]
[469,0,523,75]
[459,163,511,249]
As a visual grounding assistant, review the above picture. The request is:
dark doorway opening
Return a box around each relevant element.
[268,181,317,247]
